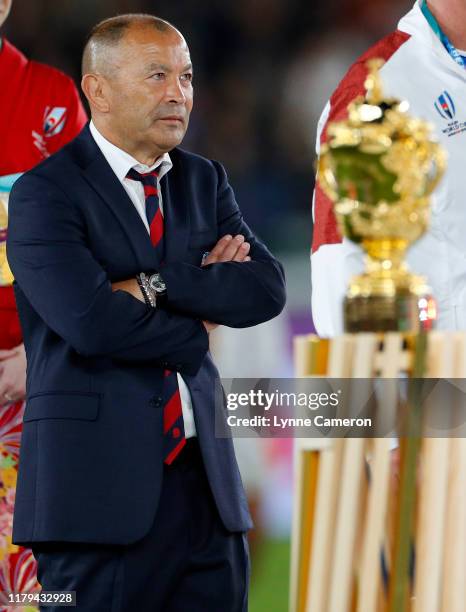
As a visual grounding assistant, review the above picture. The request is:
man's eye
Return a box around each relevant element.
[152,73,165,80]
[181,73,193,82]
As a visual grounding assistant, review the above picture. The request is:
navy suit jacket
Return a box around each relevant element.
[6,125,286,546]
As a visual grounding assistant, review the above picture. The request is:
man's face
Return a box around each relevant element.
[0,0,12,29]
[104,26,193,157]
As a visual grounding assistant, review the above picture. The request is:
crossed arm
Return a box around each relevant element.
[112,233,252,333]
[0,236,248,401]
[7,164,285,375]
[113,160,286,329]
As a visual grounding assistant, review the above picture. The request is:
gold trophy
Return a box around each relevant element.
[318,59,446,332]
[0,192,13,286]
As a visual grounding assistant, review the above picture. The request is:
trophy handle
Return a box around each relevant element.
[423,142,447,197]
[317,147,339,202]
[0,195,14,286]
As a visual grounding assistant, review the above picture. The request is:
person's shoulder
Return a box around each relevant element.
[335,30,411,96]
[172,147,213,167]
[13,130,84,192]
[171,147,222,175]
[28,58,79,94]
[12,154,66,192]
[328,30,411,118]
[356,29,412,70]
[3,40,78,93]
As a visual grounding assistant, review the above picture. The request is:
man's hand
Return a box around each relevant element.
[0,343,27,403]
[202,234,251,266]
[200,234,251,332]
[203,321,218,333]
[111,235,251,331]
[111,279,145,303]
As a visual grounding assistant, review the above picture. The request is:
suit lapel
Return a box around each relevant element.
[161,149,190,264]
[74,126,190,269]
[76,126,159,269]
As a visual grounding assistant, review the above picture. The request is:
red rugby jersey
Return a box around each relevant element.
[0,38,87,348]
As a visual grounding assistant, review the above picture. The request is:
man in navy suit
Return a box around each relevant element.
[6,13,285,612]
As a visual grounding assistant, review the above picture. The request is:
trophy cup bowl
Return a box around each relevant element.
[318,59,446,332]
[0,191,13,286]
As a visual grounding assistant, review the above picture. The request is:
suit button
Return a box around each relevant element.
[150,396,163,408]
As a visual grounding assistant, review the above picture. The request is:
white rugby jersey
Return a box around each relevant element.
[311,1,466,336]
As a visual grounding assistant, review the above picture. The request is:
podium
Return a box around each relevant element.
[290,332,466,612]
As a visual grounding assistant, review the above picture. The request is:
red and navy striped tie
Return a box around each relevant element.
[126,167,186,464]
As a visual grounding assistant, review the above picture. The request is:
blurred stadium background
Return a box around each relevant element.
[4,0,413,609]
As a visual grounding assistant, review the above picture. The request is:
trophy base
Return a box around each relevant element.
[344,291,436,333]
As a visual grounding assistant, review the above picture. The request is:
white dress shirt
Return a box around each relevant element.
[89,120,197,438]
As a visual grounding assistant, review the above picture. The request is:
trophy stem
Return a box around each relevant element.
[344,238,435,331]
[363,238,408,269]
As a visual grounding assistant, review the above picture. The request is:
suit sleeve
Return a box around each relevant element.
[310,49,374,338]
[159,161,286,328]
[6,173,208,375]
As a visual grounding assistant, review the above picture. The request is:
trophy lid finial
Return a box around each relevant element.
[364,58,386,105]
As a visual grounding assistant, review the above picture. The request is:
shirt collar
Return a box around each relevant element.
[89,120,172,183]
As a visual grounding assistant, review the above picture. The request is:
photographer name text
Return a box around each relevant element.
[226,414,372,429]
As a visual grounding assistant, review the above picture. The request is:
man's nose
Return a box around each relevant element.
[164,76,186,104]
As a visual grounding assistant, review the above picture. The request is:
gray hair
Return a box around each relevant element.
[82,14,180,76]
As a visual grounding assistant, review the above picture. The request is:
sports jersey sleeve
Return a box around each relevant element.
[0,55,87,347]
[310,65,367,338]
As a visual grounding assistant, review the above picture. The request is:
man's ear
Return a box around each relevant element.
[81,73,111,114]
